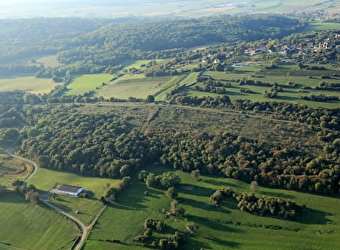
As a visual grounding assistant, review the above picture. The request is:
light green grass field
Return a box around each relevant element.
[65,74,113,95]
[202,68,340,108]
[0,193,76,250]
[305,22,340,32]
[85,167,340,250]
[35,55,62,68]
[0,76,60,94]
[29,168,121,225]
[96,75,175,99]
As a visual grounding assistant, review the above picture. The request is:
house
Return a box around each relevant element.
[55,185,84,196]
[213,59,221,64]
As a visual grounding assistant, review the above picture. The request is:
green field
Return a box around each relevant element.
[65,74,113,95]
[305,22,340,31]
[97,75,176,99]
[196,66,340,108]
[0,76,60,94]
[84,167,340,250]
[29,168,121,225]
[0,193,76,250]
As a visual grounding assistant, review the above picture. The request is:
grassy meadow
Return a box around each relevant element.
[65,74,113,95]
[29,168,121,225]
[84,167,340,250]
[0,193,76,250]
[0,76,60,94]
[97,75,176,99]
[195,65,340,108]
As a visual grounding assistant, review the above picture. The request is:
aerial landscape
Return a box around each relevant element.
[0,0,340,249]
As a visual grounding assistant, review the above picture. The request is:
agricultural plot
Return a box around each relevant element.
[29,168,121,225]
[0,193,76,250]
[0,76,60,94]
[65,74,113,95]
[194,65,340,108]
[96,75,176,99]
[85,168,340,250]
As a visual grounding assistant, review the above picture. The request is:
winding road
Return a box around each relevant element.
[4,150,89,250]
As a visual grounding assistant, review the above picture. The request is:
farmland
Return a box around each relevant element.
[0,76,60,94]
[96,75,175,100]
[0,3,340,250]
[0,193,76,250]
[65,74,113,96]
[84,168,340,250]
[29,168,121,225]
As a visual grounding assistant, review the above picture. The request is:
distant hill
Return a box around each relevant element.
[1,0,340,19]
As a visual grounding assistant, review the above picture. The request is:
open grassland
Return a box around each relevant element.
[35,55,62,68]
[0,193,76,250]
[0,76,60,94]
[305,22,340,31]
[29,168,121,225]
[122,59,169,70]
[200,66,340,108]
[85,167,340,250]
[96,75,176,99]
[0,153,32,186]
[65,74,113,95]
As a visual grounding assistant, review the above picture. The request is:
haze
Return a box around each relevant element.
[0,0,249,19]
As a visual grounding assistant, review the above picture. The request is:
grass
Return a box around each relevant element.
[305,22,340,31]
[197,67,340,108]
[85,166,340,250]
[96,75,176,99]
[65,74,113,95]
[0,153,33,186]
[29,168,121,225]
[0,76,60,94]
[35,55,62,68]
[0,192,76,250]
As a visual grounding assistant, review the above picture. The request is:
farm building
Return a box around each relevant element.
[55,185,84,196]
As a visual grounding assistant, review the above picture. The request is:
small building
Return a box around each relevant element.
[55,185,84,196]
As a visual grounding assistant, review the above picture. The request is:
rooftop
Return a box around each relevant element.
[56,185,83,193]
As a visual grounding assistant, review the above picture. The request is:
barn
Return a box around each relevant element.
[55,185,84,196]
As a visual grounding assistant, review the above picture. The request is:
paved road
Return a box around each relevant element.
[4,150,88,250]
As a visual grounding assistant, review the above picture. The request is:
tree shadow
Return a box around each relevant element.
[298,208,333,225]
[179,184,215,197]
[185,237,212,250]
[0,191,26,203]
[186,214,243,233]
[259,190,295,199]
[202,179,240,188]
[204,236,241,248]
[179,197,231,214]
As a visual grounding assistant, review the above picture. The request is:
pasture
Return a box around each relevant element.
[84,167,340,250]
[0,76,60,94]
[29,168,121,225]
[65,74,113,96]
[196,65,340,108]
[0,193,76,250]
[96,75,176,99]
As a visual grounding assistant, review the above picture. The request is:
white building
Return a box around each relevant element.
[55,185,84,196]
